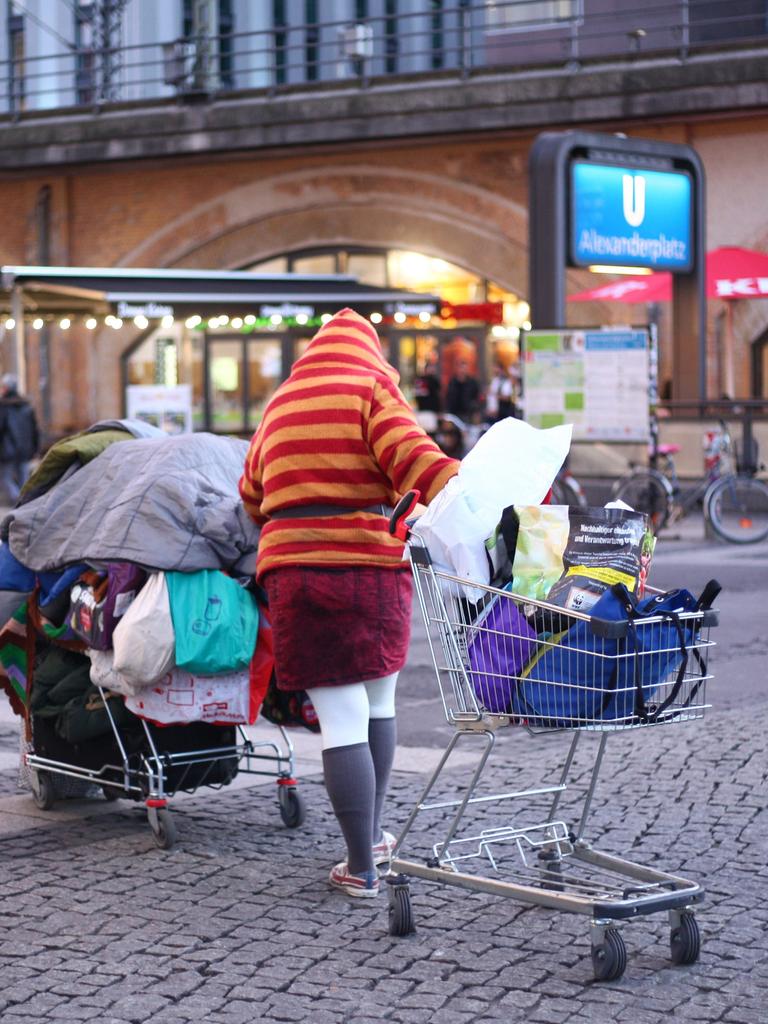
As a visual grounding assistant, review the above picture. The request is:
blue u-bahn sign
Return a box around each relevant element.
[570,162,693,272]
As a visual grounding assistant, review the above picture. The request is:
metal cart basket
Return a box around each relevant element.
[385,531,717,982]
[24,695,306,849]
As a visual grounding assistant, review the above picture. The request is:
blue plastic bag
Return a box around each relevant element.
[166,570,259,676]
[512,584,702,727]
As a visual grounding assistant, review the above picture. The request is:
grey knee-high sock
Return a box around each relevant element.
[368,717,397,844]
[322,742,376,875]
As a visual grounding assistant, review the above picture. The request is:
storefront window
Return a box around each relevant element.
[347,252,387,287]
[398,333,439,404]
[250,255,289,275]
[246,338,282,427]
[209,338,245,432]
[292,253,337,275]
[388,251,484,305]
[125,326,181,386]
[190,332,205,429]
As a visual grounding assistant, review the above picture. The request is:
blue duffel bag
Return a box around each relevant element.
[512,580,719,728]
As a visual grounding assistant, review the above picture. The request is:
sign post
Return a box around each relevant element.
[529,131,706,401]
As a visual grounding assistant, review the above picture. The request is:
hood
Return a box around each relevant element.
[290,308,399,386]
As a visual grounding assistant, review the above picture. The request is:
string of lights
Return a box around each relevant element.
[0,310,443,331]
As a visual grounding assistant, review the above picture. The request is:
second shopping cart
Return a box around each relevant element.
[382,492,718,982]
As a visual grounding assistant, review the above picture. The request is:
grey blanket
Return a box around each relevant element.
[4,433,260,575]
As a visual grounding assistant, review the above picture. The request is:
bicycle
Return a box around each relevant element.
[612,419,768,543]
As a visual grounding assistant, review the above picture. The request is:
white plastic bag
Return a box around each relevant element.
[411,418,572,600]
[111,572,176,687]
[87,648,147,697]
[124,668,251,725]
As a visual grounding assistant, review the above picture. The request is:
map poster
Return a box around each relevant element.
[522,329,651,442]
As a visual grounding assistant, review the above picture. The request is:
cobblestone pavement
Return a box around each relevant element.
[0,688,766,1024]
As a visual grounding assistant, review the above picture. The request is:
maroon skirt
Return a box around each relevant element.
[263,565,413,692]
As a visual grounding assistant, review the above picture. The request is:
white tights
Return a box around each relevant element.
[306,672,398,750]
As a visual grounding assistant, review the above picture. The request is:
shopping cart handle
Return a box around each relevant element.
[389,489,421,541]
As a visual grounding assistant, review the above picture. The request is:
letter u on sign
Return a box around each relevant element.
[622,174,646,228]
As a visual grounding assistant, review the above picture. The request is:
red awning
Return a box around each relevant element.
[568,246,768,304]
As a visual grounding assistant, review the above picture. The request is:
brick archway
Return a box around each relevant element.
[119,164,533,295]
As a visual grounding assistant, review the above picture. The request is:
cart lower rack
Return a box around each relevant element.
[384,539,716,982]
[23,695,306,849]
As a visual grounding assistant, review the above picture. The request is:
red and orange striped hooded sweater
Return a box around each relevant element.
[240,308,459,579]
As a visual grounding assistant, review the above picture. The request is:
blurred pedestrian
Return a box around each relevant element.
[446,359,480,419]
[0,374,39,504]
[485,362,518,422]
[413,350,441,414]
[240,309,459,899]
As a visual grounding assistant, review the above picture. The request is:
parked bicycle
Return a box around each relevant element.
[612,419,768,543]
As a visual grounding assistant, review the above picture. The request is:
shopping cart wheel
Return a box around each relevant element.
[31,770,55,811]
[591,928,627,982]
[278,785,306,829]
[670,912,700,965]
[387,876,415,937]
[147,806,176,850]
[538,851,564,892]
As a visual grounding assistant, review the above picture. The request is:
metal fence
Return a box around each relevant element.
[2,0,767,117]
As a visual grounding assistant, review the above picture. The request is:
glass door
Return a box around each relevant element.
[207,337,246,434]
[246,336,283,427]
[205,333,289,434]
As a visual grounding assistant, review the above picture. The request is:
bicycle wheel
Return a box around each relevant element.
[612,470,672,531]
[705,475,768,544]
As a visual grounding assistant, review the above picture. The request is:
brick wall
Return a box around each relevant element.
[1,115,767,432]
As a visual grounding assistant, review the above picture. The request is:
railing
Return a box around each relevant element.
[660,400,768,477]
[1,0,767,117]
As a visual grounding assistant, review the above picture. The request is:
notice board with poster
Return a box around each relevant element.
[126,384,193,435]
[521,328,651,442]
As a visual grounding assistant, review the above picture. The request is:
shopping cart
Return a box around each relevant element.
[23,704,306,850]
[383,492,717,982]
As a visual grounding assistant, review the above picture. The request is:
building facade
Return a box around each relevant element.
[1,1,767,437]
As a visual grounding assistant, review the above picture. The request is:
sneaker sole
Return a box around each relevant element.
[329,880,380,899]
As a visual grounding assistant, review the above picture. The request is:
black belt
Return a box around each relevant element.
[269,502,395,520]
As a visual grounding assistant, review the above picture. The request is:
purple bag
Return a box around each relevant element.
[68,563,147,650]
[467,589,538,713]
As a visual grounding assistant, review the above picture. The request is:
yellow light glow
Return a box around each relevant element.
[522,320,532,331]
[231,317,243,329]
[370,312,383,324]
[161,314,174,328]
[219,315,230,326]
[185,315,202,328]
[270,314,282,325]
[587,265,654,276]
[134,315,149,329]
[295,313,308,325]
[321,313,332,324]
[418,311,431,323]
[85,317,97,329]
[32,317,44,330]
[4,318,15,329]
[59,317,71,329]
[393,312,406,324]
[244,314,256,325]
